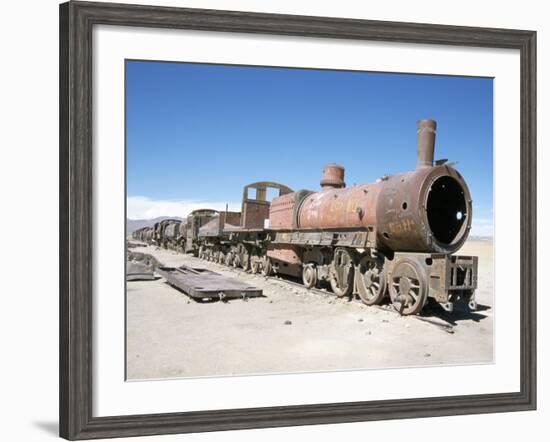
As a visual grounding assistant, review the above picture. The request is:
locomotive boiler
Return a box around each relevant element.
[270,120,471,254]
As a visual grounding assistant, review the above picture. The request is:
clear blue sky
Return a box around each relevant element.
[126,60,493,235]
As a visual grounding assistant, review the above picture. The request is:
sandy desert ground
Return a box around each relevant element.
[126,240,493,380]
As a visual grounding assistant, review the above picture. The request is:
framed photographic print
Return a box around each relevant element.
[59,1,536,439]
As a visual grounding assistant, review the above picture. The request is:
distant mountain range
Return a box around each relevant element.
[127,216,183,234]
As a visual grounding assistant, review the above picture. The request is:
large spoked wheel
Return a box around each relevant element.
[356,256,387,305]
[261,256,273,277]
[329,248,354,297]
[241,250,250,271]
[250,257,260,274]
[224,252,234,267]
[389,258,428,315]
[232,253,241,268]
[302,264,318,288]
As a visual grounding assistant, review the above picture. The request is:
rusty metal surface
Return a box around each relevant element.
[375,165,472,254]
[241,181,293,203]
[416,119,436,169]
[223,211,241,228]
[126,251,158,281]
[156,265,262,300]
[268,192,296,230]
[241,201,269,229]
[298,182,381,230]
[272,229,376,248]
[240,181,293,229]
[163,220,181,240]
[385,252,477,302]
[269,190,313,230]
[267,243,302,265]
[266,118,473,255]
[199,211,241,237]
[320,163,345,189]
[294,166,471,254]
[199,216,222,237]
[185,209,218,252]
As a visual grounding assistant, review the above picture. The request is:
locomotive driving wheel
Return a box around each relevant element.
[389,258,428,315]
[260,256,273,277]
[356,255,387,305]
[232,253,241,268]
[241,249,250,271]
[250,258,260,274]
[329,248,354,297]
[302,264,318,289]
[224,252,234,266]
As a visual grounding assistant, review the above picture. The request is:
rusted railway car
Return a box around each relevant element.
[193,120,478,315]
[132,120,478,315]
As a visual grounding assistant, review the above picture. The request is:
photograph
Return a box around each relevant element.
[125,60,494,380]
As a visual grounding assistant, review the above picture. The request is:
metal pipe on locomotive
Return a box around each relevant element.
[134,120,478,315]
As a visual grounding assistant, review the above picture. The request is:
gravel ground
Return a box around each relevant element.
[126,240,493,380]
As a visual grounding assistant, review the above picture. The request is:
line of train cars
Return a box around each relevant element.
[132,120,478,315]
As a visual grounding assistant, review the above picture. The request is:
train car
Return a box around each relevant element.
[131,226,151,243]
[144,226,154,244]
[195,120,478,315]
[162,219,182,249]
[185,209,219,255]
[153,219,178,248]
[195,182,293,267]
[176,221,187,252]
[197,210,241,263]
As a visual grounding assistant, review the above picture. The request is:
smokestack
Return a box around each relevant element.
[320,164,345,189]
[416,119,437,169]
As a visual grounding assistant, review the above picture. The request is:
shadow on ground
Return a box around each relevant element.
[33,421,58,437]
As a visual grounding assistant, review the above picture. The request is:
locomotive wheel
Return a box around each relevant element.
[302,264,318,289]
[329,248,354,297]
[225,252,234,266]
[389,258,428,315]
[356,256,387,305]
[261,256,273,277]
[250,259,260,274]
[241,251,250,271]
[232,253,241,268]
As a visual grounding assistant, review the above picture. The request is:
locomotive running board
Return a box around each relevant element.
[156,265,263,301]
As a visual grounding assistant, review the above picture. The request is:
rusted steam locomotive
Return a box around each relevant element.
[132,120,478,315]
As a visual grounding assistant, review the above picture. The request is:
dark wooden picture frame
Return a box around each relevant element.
[59,1,537,439]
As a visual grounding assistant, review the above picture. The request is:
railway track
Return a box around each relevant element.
[133,242,457,333]
[194,255,456,334]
